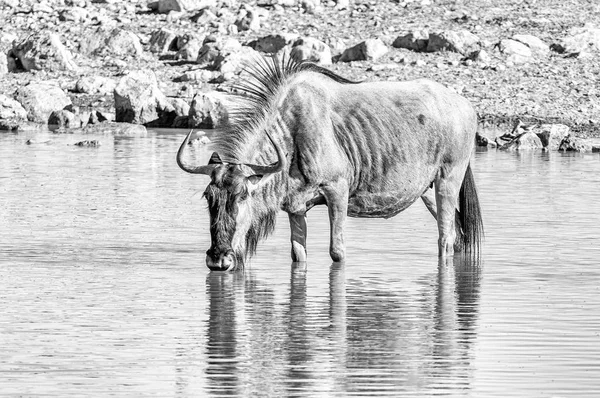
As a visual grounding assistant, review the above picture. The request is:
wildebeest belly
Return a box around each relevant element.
[347,188,425,219]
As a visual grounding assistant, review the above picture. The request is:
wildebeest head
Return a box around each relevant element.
[177,130,285,271]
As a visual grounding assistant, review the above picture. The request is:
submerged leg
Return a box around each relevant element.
[321,181,349,262]
[434,167,466,257]
[289,213,308,262]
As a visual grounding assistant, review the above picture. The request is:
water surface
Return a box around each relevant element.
[1,130,599,397]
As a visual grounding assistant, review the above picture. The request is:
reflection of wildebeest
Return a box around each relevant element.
[177,56,483,270]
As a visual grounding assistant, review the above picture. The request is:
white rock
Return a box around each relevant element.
[14,82,72,123]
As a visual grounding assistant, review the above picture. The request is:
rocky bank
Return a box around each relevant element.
[1,0,599,151]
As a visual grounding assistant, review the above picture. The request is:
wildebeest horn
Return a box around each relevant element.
[176,129,218,175]
[244,132,286,176]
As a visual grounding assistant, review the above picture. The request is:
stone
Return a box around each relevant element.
[157,0,216,13]
[335,0,349,9]
[14,83,72,124]
[290,37,332,64]
[498,38,532,64]
[213,46,260,74]
[250,33,299,54]
[392,30,429,52]
[301,0,320,13]
[468,49,491,64]
[0,94,28,120]
[188,93,228,128]
[74,140,101,147]
[235,5,264,32]
[427,30,480,54]
[191,8,217,24]
[558,134,592,152]
[75,76,117,95]
[339,38,388,62]
[513,34,549,56]
[560,25,600,55]
[48,109,82,129]
[176,34,203,61]
[499,131,543,151]
[9,33,78,72]
[113,70,176,126]
[535,124,570,150]
[80,28,143,58]
[59,7,88,23]
[149,28,178,54]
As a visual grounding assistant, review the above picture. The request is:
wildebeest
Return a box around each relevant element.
[177,56,483,270]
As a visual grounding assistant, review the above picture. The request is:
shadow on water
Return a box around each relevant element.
[203,256,482,396]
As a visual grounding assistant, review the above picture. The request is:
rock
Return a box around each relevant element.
[392,30,429,52]
[427,30,480,54]
[59,7,88,23]
[188,93,228,128]
[176,34,204,61]
[475,131,497,148]
[213,46,260,75]
[74,140,101,147]
[0,94,28,120]
[88,110,113,124]
[535,124,570,150]
[235,5,265,32]
[157,0,216,13]
[177,69,217,82]
[197,37,243,68]
[499,131,543,151]
[48,109,82,129]
[559,24,600,55]
[80,28,143,58]
[301,0,320,13]
[498,38,532,63]
[74,76,117,95]
[558,134,592,152]
[290,37,332,64]
[113,70,176,126]
[335,0,349,9]
[9,33,78,72]
[191,8,217,24]
[149,28,178,54]
[14,83,72,124]
[339,38,388,62]
[250,33,299,54]
[512,34,549,56]
[468,49,491,64]
[104,29,144,57]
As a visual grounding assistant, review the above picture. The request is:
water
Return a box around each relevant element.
[1,129,599,397]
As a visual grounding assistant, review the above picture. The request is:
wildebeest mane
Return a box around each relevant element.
[213,55,357,162]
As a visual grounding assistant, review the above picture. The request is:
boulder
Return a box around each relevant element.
[250,33,299,54]
[80,28,143,58]
[498,39,532,63]
[427,30,479,54]
[339,38,388,62]
[14,83,72,123]
[176,33,203,61]
[188,93,228,129]
[290,37,332,64]
[559,25,600,55]
[213,46,260,75]
[0,94,28,120]
[197,37,243,68]
[73,140,101,147]
[74,76,117,95]
[48,109,84,129]
[235,5,267,32]
[499,131,543,151]
[113,70,176,126]
[535,124,570,150]
[149,28,178,54]
[392,30,429,52]
[301,0,320,13]
[9,33,78,72]
[59,6,88,23]
[157,0,216,13]
[512,34,549,56]
[558,134,592,152]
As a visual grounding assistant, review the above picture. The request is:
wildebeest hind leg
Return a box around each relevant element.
[422,188,464,251]
[321,181,349,262]
[434,169,464,257]
[289,213,308,262]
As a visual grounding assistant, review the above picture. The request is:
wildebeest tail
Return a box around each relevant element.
[458,164,484,255]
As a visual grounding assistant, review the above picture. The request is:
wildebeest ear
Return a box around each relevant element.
[247,175,263,186]
[208,152,222,165]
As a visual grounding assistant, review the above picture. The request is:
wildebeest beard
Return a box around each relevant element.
[205,181,278,267]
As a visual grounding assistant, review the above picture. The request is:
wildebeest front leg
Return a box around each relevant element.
[322,181,349,262]
[289,213,307,262]
[421,188,438,219]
